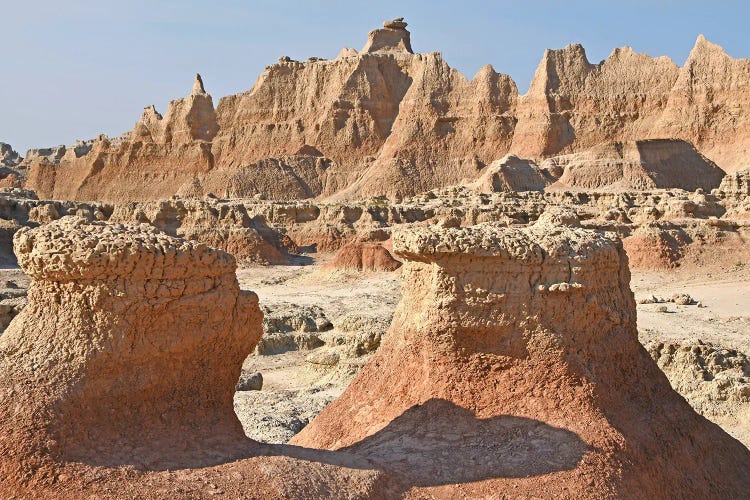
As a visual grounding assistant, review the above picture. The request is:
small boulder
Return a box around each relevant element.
[672,293,693,305]
[236,372,263,391]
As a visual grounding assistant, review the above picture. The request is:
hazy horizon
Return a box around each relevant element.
[3,0,749,154]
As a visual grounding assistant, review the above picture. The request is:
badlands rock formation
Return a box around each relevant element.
[109,198,295,264]
[0,143,22,167]
[327,242,402,272]
[0,218,403,498]
[468,154,551,193]
[720,167,750,195]
[647,341,750,444]
[293,217,750,496]
[0,144,25,188]
[0,217,262,479]
[22,21,750,202]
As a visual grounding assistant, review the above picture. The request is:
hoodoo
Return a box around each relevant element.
[293,212,750,496]
[0,217,263,486]
[0,216,414,497]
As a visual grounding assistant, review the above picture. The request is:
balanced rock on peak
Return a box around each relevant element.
[383,17,407,30]
[361,17,413,54]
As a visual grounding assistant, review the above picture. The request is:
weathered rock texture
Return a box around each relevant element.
[0,217,416,498]
[0,143,22,167]
[109,198,296,264]
[24,22,750,202]
[720,167,750,195]
[0,217,263,485]
[293,218,750,496]
[0,143,25,188]
[647,341,750,448]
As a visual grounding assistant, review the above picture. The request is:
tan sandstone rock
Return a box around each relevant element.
[469,154,550,193]
[0,217,263,484]
[292,219,750,496]
[545,139,726,192]
[23,24,750,202]
[361,18,413,54]
[326,242,401,272]
[720,167,750,195]
[0,143,22,167]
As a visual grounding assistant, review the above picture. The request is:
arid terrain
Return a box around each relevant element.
[1,16,749,499]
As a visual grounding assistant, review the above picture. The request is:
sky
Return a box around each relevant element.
[2,0,750,154]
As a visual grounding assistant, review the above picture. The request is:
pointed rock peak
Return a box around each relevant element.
[192,73,206,95]
[361,17,413,54]
[471,64,501,84]
[476,63,497,76]
[540,43,590,68]
[337,47,358,59]
[689,34,727,57]
[611,45,635,57]
[563,43,588,59]
[142,104,162,120]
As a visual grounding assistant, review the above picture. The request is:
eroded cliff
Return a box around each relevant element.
[24,20,750,202]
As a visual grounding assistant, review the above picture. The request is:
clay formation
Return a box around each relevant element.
[0,217,263,484]
[293,215,750,496]
[20,21,750,202]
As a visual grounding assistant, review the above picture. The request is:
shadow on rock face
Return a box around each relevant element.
[62,399,587,487]
[336,398,589,486]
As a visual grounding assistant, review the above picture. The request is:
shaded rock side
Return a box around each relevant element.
[292,218,750,496]
[469,154,551,192]
[545,139,726,191]
[0,217,263,485]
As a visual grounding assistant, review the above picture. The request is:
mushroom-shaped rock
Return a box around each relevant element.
[292,222,750,496]
[0,217,263,481]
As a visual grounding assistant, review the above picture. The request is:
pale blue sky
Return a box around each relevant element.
[2,0,749,153]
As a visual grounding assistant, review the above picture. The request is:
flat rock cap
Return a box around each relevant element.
[392,221,619,264]
[13,216,236,281]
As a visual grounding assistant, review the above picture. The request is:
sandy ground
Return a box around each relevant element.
[237,257,401,319]
[233,257,750,450]
[234,257,400,442]
[632,266,750,353]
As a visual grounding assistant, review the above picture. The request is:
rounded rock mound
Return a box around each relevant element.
[292,219,750,497]
[326,242,402,272]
